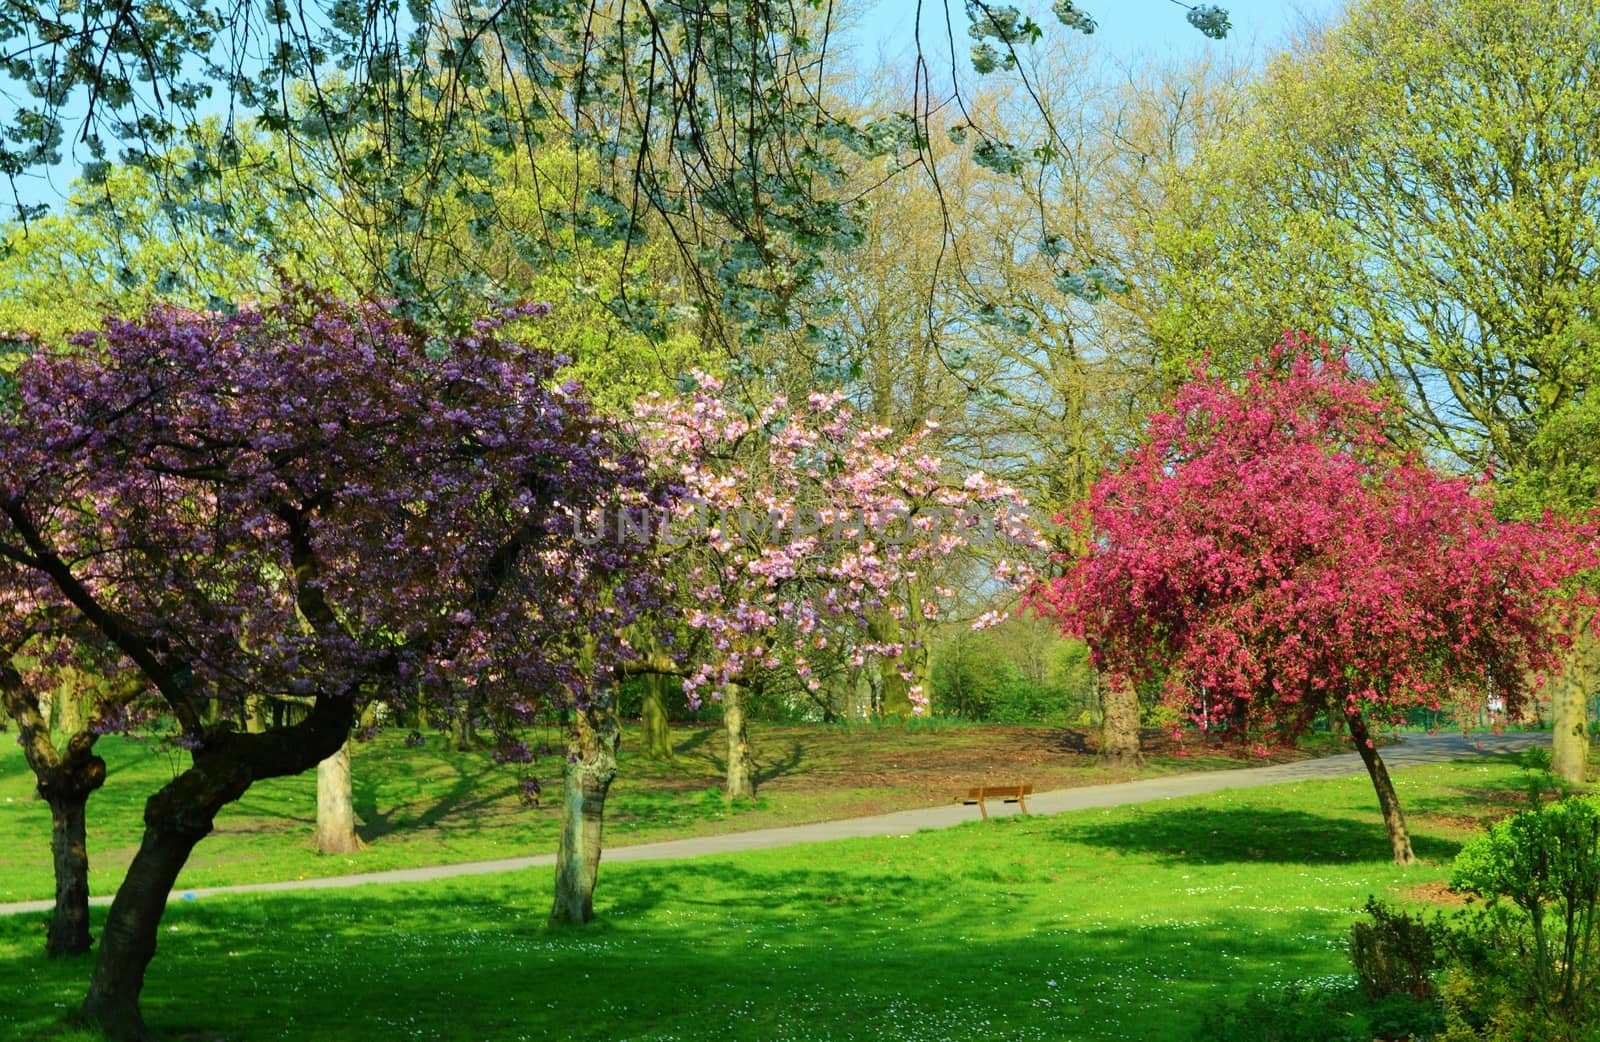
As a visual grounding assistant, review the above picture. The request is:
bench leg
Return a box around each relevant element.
[1016,794,1028,814]
[977,797,988,820]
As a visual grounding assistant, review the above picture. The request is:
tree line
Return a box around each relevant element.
[3,0,1599,1038]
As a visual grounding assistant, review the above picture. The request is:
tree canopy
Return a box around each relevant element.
[1,1,1231,344]
[0,291,663,1039]
[1029,338,1597,862]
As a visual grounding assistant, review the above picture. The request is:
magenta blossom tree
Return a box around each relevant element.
[634,372,1044,795]
[0,291,662,1040]
[1028,336,1597,864]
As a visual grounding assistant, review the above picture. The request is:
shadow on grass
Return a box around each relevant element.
[1049,730,1092,755]
[353,754,508,841]
[0,859,1349,1042]
[753,742,805,787]
[671,726,716,758]
[1063,806,1463,865]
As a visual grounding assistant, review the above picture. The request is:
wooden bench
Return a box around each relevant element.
[957,784,1032,819]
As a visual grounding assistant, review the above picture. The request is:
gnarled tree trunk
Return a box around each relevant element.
[1345,708,1416,865]
[79,696,355,1041]
[723,682,754,799]
[314,738,365,855]
[1099,675,1143,769]
[549,692,620,926]
[45,785,95,956]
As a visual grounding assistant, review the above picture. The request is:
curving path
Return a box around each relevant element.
[0,730,1548,916]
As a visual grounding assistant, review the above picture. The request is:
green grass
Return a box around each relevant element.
[0,753,1536,1042]
[0,723,1348,903]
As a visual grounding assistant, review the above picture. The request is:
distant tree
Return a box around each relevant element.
[0,292,660,1040]
[1029,339,1596,864]
[634,372,1044,796]
[1152,0,1600,780]
[0,621,148,957]
[0,2,1229,344]
[0,123,361,340]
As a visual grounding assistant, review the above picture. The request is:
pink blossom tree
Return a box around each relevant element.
[1028,337,1597,865]
[541,374,1044,927]
[634,373,1044,798]
[0,292,662,1039]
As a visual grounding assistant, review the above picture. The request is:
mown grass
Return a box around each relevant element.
[0,723,1348,903]
[0,752,1537,1042]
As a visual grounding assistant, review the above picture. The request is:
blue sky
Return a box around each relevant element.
[7,0,1348,216]
[843,0,1345,69]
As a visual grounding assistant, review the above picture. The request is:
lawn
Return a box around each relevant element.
[0,751,1536,1042]
[0,722,1346,902]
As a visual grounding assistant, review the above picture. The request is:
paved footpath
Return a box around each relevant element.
[0,730,1547,916]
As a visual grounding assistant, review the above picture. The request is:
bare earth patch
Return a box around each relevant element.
[1404,881,1471,906]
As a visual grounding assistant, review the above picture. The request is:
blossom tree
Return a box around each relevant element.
[0,292,661,1040]
[0,584,151,957]
[635,373,1044,798]
[1028,337,1596,865]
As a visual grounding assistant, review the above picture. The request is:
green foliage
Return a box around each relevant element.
[1154,0,1600,517]
[1449,796,1600,1036]
[1202,978,1444,1042]
[931,628,1091,724]
[1350,897,1444,1002]
[0,121,360,342]
[1185,5,1232,39]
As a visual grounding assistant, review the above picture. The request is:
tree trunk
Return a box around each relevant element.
[314,739,365,855]
[1345,708,1416,865]
[1553,636,1590,785]
[78,696,355,1041]
[1,661,109,958]
[639,673,674,761]
[1099,675,1143,769]
[58,671,88,736]
[870,611,915,719]
[79,819,210,1042]
[723,682,754,799]
[549,693,620,926]
[847,667,871,721]
[450,698,478,751]
[46,788,95,957]
[244,694,266,734]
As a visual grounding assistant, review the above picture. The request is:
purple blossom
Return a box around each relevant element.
[0,286,668,753]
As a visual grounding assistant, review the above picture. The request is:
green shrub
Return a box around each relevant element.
[1201,977,1443,1042]
[1351,897,1443,1002]
[1445,795,1600,1039]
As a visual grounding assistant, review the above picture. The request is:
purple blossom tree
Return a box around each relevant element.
[0,290,662,1041]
